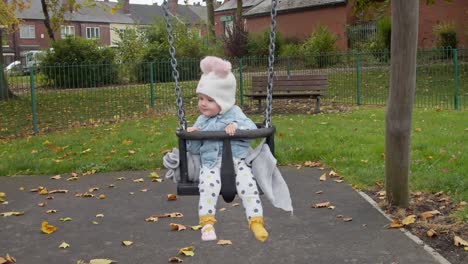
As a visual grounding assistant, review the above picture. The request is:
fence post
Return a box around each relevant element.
[453,49,459,111]
[150,62,155,109]
[239,57,244,106]
[287,57,291,78]
[356,52,361,105]
[30,67,38,134]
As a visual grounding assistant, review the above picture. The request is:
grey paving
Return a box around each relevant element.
[0,167,443,264]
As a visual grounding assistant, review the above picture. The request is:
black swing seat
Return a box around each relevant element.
[176,124,275,203]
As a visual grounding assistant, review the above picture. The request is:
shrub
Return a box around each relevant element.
[113,27,145,83]
[41,37,118,88]
[363,16,391,62]
[301,25,339,68]
[223,16,249,58]
[433,22,457,58]
[246,29,283,57]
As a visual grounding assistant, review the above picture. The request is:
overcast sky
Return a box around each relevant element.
[129,0,206,5]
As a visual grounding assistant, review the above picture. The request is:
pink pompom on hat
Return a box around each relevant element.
[196,56,236,114]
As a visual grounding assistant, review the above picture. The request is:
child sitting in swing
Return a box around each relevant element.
[186,56,268,242]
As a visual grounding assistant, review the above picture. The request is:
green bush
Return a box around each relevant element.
[246,29,283,57]
[113,27,145,83]
[280,43,303,57]
[140,19,208,83]
[41,37,118,88]
[363,16,391,62]
[301,25,339,68]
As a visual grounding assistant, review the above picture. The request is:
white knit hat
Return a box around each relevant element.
[196,56,236,114]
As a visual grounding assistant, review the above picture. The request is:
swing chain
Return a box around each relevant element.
[163,0,187,130]
[264,0,278,128]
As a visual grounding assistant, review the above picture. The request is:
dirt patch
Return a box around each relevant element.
[365,188,467,264]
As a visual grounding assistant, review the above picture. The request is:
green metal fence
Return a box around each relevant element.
[0,48,466,137]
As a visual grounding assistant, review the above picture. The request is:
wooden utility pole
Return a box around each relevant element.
[385,0,419,207]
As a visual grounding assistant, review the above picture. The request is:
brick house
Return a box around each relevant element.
[214,0,467,50]
[2,0,208,65]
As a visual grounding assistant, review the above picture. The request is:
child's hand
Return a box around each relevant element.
[187,127,200,133]
[225,123,237,136]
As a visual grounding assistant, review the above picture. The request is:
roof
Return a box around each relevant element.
[215,0,264,12]
[129,3,206,25]
[244,0,347,16]
[15,0,134,24]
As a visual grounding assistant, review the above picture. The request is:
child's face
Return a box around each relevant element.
[197,93,221,117]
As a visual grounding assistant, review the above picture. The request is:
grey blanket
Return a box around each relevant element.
[163,142,293,212]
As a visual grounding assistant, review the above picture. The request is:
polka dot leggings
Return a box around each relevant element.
[198,158,263,221]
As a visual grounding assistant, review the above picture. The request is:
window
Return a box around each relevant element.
[86,27,100,39]
[20,25,35,39]
[60,25,75,38]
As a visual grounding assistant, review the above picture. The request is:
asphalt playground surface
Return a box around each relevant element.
[0,167,447,264]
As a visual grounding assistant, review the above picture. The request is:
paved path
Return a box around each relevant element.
[0,167,446,264]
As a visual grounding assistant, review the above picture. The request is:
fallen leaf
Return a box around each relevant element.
[178,246,194,257]
[315,191,323,194]
[152,178,163,182]
[388,221,404,228]
[434,191,444,196]
[219,208,226,212]
[420,210,441,220]
[82,193,94,198]
[145,216,158,222]
[116,177,125,181]
[454,236,468,247]
[311,202,331,208]
[217,240,232,245]
[46,209,58,214]
[88,187,100,192]
[415,127,422,132]
[327,205,336,209]
[38,202,46,207]
[231,203,240,207]
[427,229,437,238]
[50,175,61,180]
[46,196,54,200]
[96,214,104,218]
[343,217,353,222]
[304,160,322,167]
[121,139,133,145]
[128,150,136,155]
[49,190,68,194]
[329,170,339,177]
[334,179,344,183]
[67,177,79,181]
[140,189,148,192]
[133,178,144,183]
[0,212,24,217]
[98,194,106,199]
[59,242,70,249]
[336,215,343,218]
[402,215,416,226]
[89,259,116,264]
[108,184,115,188]
[92,221,99,225]
[60,217,73,222]
[360,159,368,164]
[39,188,49,195]
[167,194,177,201]
[0,254,16,264]
[19,187,24,191]
[41,221,57,234]
[170,223,187,231]
[168,257,183,263]
[122,241,133,246]
[149,172,159,178]
[191,225,202,230]
[319,173,327,181]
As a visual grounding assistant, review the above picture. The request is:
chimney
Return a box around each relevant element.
[168,0,178,15]
[122,0,130,14]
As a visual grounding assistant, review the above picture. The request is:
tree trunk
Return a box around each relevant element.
[0,28,16,101]
[40,0,55,41]
[236,0,242,20]
[385,0,419,207]
[206,0,216,44]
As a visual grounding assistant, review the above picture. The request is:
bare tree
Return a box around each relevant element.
[236,0,242,19]
[40,0,55,41]
[385,0,419,207]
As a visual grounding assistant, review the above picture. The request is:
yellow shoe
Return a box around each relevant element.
[249,216,269,242]
[199,214,216,226]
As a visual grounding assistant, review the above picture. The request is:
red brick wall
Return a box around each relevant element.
[78,23,111,46]
[418,0,467,48]
[245,4,349,50]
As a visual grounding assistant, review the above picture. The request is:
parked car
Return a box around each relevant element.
[4,61,22,72]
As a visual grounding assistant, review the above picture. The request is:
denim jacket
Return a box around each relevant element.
[187,105,257,168]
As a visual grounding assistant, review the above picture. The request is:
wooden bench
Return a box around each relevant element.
[245,75,328,113]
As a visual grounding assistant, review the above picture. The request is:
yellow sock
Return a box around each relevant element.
[249,216,269,242]
[199,214,216,226]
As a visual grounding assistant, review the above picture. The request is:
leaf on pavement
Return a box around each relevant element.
[38,202,46,207]
[420,210,441,220]
[167,194,177,201]
[96,214,104,218]
[67,176,79,181]
[168,257,183,263]
[39,188,49,195]
[60,217,73,222]
[343,217,353,222]
[217,240,232,245]
[334,179,344,183]
[319,173,327,181]
[178,246,194,257]
[89,259,116,264]
[152,212,184,218]
[145,216,158,222]
[0,254,16,263]
[311,202,331,208]
[50,175,61,180]
[133,178,144,183]
[46,209,58,214]
[59,242,70,249]
[170,223,187,231]
[329,170,339,177]
[41,221,57,234]
[98,194,106,199]
[191,225,202,230]
[88,187,100,192]
[152,178,163,182]
[0,212,24,217]
[402,215,416,226]
[122,240,133,246]
[116,177,125,181]
[49,190,68,194]
[149,172,160,179]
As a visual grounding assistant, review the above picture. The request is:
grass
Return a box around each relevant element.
[1,107,466,206]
